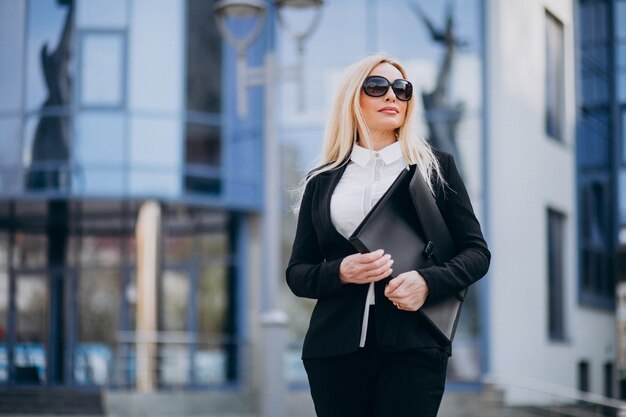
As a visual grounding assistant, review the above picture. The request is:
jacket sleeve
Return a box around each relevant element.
[417,153,491,303]
[285,177,349,299]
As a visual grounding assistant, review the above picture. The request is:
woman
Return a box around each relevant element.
[286,54,490,417]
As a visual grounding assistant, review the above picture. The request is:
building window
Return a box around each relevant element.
[545,10,565,141]
[547,208,566,341]
[184,0,222,195]
[605,361,614,398]
[578,360,590,392]
[580,179,613,306]
[616,0,626,101]
[79,32,126,108]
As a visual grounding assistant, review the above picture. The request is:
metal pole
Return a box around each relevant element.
[260,50,288,417]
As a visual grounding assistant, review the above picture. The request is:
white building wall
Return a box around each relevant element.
[486,0,615,397]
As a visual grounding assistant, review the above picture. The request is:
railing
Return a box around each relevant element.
[111,331,243,389]
[483,374,626,417]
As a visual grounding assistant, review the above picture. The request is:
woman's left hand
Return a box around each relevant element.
[384,270,429,311]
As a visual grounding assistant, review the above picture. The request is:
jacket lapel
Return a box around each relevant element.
[315,163,354,250]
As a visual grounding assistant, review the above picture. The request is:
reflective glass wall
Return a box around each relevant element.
[0,201,240,388]
[0,0,253,389]
[0,0,261,209]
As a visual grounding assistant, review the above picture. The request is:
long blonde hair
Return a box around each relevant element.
[293,54,444,212]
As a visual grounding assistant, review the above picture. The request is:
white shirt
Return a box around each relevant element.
[330,141,408,347]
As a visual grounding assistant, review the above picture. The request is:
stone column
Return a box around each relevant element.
[135,201,161,392]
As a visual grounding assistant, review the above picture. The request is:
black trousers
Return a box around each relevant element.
[303,307,448,417]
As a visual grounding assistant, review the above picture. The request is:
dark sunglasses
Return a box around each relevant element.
[362,75,413,101]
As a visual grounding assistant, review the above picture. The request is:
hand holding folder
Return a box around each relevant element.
[349,166,466,343]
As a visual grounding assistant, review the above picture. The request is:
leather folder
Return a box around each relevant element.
[349,167,466,343]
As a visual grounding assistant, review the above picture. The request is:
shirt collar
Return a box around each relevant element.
[350,141,403,167]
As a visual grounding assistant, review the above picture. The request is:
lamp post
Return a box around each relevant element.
[213,2,323,417]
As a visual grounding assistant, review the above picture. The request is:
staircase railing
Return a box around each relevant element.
[483,374,626,417]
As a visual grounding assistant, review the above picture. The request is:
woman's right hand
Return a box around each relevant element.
[339,249,394,284]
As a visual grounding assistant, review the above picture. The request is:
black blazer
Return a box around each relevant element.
[286,149,491,359]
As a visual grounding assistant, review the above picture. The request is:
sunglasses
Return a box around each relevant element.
[362,75,413,101]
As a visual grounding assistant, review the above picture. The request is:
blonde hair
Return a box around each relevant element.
[293,53,445,212]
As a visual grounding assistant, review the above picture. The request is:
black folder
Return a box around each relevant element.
[349,167,465,343]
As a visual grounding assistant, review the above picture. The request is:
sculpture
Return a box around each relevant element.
[26,1,74,190]
[411,0,467,173]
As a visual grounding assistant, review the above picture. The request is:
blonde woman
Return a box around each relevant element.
[286,54,490,417]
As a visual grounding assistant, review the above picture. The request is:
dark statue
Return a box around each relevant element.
[25,1,73,190]
[411,0,467,174]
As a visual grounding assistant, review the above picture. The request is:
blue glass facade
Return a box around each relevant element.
[0,0,261,389]
[577,0,620,309]
[0,0,264,209]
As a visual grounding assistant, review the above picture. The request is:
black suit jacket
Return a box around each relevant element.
[286,149,491,359]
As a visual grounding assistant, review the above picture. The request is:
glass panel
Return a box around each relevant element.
[198,265,227,334]
[0,118,23,182]
[580,178,613,301]
[75,268,121,386]
[22,114,72,192]
[617,2,626,39]
[80,33,125,107]
[12,233,47,270]
[199,231,228,259]
[548,209,566,341]
[0,1,26,113]
[159,270,191,386]
[623,110,626,166]
[165,236,195,264]
[129,172,179,196]
[25,0,73,112]
[185,123,220,167]
[184,123,222,195]
[75,112,125,165]
[76,0,128,29]
[619,72,626,103]
[578,2,591,43]
[620,170,626,226]
[592,2,608,40]
[129,117,180,169]
[0,233,7,382]
[74,112,126,194]
[15,275,48,384]
[0,117,20,172]
[186,0,222,113]
[617,43,626,71]
[129,116,181,196]
[161,270,189,332]
[197,264,228,384]
[78,170,125,195]
[545,11,564,140]
[79,236,121,268]
[579,110,609,168]
[128,0,183,112]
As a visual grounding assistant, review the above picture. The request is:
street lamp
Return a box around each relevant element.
[213,2,324,417]
[214,0,323,116]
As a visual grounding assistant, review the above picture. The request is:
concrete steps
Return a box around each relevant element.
[0,387,104,416]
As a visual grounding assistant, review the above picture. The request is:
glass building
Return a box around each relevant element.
[0,0,263,389]
[0,0,486,396]
[0,0,489,400]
